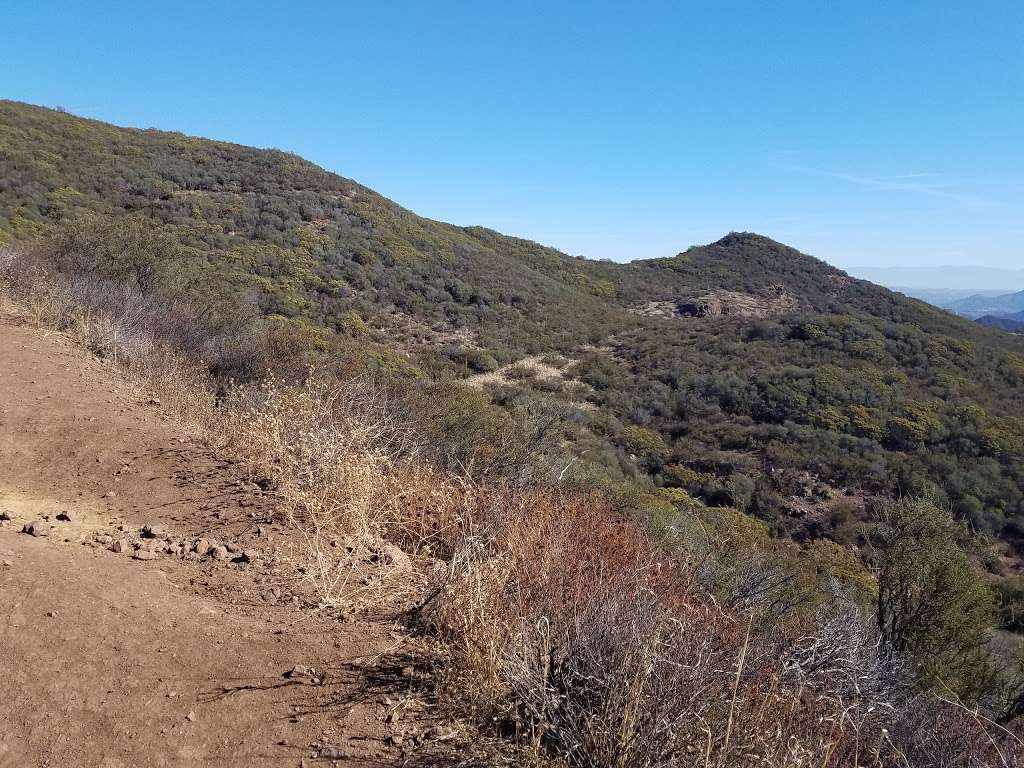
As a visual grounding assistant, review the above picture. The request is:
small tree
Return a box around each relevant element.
[873,496,997,701]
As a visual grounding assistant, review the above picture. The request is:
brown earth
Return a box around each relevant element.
[0,316,452,767]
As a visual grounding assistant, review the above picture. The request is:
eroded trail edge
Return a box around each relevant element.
[0,317,445,767]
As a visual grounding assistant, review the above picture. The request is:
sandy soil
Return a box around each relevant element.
[0,316,444,767]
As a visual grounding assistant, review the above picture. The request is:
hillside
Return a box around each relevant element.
[2,99,1023,554]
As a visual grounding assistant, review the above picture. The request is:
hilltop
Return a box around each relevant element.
[2,99,1023,550]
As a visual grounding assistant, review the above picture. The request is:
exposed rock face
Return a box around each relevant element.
[677,287,800,319]
[676,296,724,318]
[631,285,801,320]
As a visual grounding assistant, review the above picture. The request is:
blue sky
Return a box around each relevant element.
[2,1,1022,270]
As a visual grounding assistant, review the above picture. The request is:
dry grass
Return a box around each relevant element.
[424,491,1023,767]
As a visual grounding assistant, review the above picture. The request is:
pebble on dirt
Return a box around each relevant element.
[109,538,131,553]
[141,523,167,539]
[318,745,349,760]
[211,545,229,561]
[284,664,318,679]
[378,543,411,571]
[21,520,48,537]
[56,510,77,522]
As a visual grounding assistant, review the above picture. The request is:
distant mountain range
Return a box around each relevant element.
[944,290,1024,320]
[849,268,1024,331]
[889,287,1009,306]
[851,266,1024,294]
[977,309,1024,331]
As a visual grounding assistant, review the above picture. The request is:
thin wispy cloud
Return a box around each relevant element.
[781,163,993,207]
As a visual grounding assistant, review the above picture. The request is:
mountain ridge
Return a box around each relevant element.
[2,99,1023,557]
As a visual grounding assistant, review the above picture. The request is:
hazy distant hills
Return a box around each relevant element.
[978,315,1024,331]
[977,308,1024,331]
[944,290,1024,320]
[851,265,1024,294]
[851,266,1024,328]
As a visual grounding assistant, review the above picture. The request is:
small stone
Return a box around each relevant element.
[141,523,168,539]
[46,610,58,618]
[193,538,211,557]
[318,745,348,760]
[0,559,12,568]
[133,549,157,561]
[210,545,229,561]
[283,664,315,679]
[56,510,77,522]
[234,550,257,564]
[378,544,411,571]
[184,552,200,562]
[21,520,48,537]
[109,539,131,553]
[103,491,117,499]
[185,710,195,722]
[0,510,11,521]
[96,534,113,545]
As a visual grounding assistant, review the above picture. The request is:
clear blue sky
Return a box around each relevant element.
[2,1,1022,269]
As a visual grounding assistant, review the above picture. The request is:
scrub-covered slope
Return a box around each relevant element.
[2,99,1023,553]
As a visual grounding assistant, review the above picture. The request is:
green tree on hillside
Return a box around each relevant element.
[873,496,997,700]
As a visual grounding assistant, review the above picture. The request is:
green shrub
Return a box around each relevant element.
[873,497,997,700]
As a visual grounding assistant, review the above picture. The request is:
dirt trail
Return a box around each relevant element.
[0,316,435,767]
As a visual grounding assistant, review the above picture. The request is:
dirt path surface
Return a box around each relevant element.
[0,317,438,767]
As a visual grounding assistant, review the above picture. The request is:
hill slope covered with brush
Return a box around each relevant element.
[2,99,1023,562]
